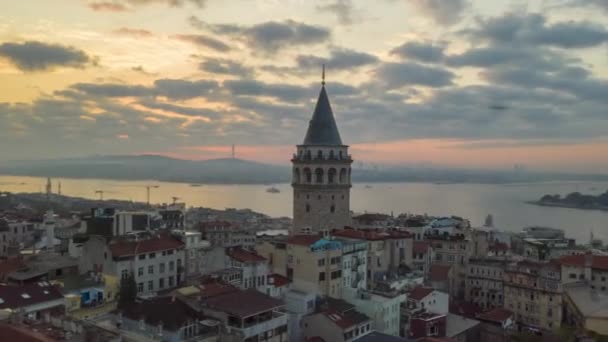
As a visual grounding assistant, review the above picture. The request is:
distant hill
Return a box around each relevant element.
[2,154,608,184]
[0,155,290,184]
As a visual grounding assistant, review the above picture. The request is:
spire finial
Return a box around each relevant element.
[322,64,325,86]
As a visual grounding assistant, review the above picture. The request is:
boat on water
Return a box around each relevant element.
[364,185,372,189]
[190,184,203,187]
[266,187,280,193]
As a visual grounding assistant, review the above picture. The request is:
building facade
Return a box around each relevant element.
[291,81,352,234]
[465,258,507,310]
[503,261,562,331]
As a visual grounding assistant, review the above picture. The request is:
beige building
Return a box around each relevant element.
[427,234,472,299]
[559,253,608,292]
[287,235,344,298]
[503,261,562,330]
[465,258,507,310]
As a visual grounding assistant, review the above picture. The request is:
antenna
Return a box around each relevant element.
[231,144,235,159]
[322,64,326,86]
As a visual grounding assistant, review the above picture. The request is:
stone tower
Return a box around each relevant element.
[291,70,352,234]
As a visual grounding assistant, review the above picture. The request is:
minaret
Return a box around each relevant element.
[291,66,352,234]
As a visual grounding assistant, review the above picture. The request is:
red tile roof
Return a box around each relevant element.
[559,254,608,271]
[322,308,370,329]
[0,257,25,278]
[449,300,483,319]
[489,242,510,252]
[429,264,452,282]
[227,248,266,263]
[198,277,239,299]
[413,241,430,254]
[109,235,184,258]
[203,288,284,318]
[269,273,290,287]
[0,324,55,342]
[332,228,412,241]
[287,234,322,246]
[408,287,434,301]
[477,307,513,323]
[0,283,64,310]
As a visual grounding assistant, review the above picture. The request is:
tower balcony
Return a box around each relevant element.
[292,183,352,189]
[291,154,353,164]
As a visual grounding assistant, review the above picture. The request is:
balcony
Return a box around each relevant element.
[228,310,287,338]
[291,154,353,164]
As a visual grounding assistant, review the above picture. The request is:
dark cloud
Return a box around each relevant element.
[223,79,310,103]
[316,0,354,25]
[88,2,129,11]
[153,79,218,100]
[0,41,91,72]
[445,45,573,71]
[390,41,445,63]
[69,83,152,97]
[113,27,154,37]
[173,34,231,52]
[469,13,608,48]
[374,62,455,88]
[297,48,379,71]
[199,58,254,77]
[409,0,470,26]
[190,17,330,53]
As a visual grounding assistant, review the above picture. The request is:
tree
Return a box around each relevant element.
[118,272,137,308]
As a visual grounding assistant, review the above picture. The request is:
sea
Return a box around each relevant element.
[1,175,607,243]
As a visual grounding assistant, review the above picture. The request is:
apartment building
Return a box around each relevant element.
[198,220,256,249]
[302,297,373,342]
[226,247,271,293]
[285,235,344,298]
[426,233,472,299]
[80,232,186,296]
[412,241,433,275]
[343,287,405,336]
[559,253,608,292]
[503,261,562,330]
[335,238,367,290]
[465,258,507,310]
[172,230,211,282]
[332,228,413,287]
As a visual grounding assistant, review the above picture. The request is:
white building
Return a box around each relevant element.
[560,253,608,292]
[171,230,210,282]
[343,288,406,337]
[337,238,367,290]
[80,233,186,296]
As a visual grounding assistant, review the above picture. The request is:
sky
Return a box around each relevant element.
[1,0,608,172]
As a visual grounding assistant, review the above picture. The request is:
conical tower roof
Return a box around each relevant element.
[303,85,343,145]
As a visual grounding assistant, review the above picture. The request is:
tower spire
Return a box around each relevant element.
[322,64,325,86]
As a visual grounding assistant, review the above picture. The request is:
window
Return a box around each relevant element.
[306,204,310,213]
[148,280,153,291]
[137,282,143,293]
[159,278,164,289]
[148,265,154,274]
[331,270,341,279]
[330,205,335,213]
[169,276,174,287]
[318,259,325,267]
[169,261,175,271]
[121,269,129,280]
[167,249,174,255]
[160,263,165,273]
[149,252,156,258]
[319,272,326,281]
[138,267,143,276]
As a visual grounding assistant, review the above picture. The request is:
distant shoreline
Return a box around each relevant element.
[526,200,608,212]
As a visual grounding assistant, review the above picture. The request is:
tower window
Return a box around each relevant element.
[306,204,310,212]
[306,194,310,199]
[317,150,323,159]
[315,168,324,183]
[330,205,335,213]
[332,195,335,200]
[342,195,345,199]
[318,195,321,200]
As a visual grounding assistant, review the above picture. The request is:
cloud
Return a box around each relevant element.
[297,48,379,71]
[374,62,455,88]
[390,41,445,63]
[153,79,218,100]
[113,27,154,37]
[190,17,331,53]
[88,2,129,11]
[173,34,231,52]
[469,13,608,48]
[223,79,310,103]
[317,0,354,25]
[69,83,153,97]
[199,58,254,77]
[0,41,92,72]
[445,45,572,71]
[408,0,470,26]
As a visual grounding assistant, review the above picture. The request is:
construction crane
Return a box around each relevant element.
[171,196,180,205]
[95,190,104,200]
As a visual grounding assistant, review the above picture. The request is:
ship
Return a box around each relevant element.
[266,187,280,194]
